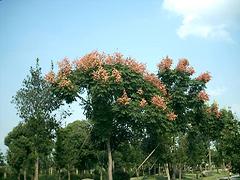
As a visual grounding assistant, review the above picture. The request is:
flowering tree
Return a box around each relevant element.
[157,57,213,179]
[46,51,175,180]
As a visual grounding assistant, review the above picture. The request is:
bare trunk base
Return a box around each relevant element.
[107,138,113,180]
[34,157,39,180]
[165,163,170,180]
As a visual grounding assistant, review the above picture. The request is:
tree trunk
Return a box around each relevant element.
[18,173,20,180]
[165,163,170,180]
[100,166,103,180]
[172,164,176,180]
[107,138,113,180]
[24,169,27,180]
[208,148,212,171]
[158,163,161,176]
[179,163,182,180]
[58,169,61,180]
[34,156,39,180]
[3,171,7,179]
[68,169,71,180]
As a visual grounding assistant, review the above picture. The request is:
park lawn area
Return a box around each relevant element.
[184,171,229,180]
[131,171,229,180]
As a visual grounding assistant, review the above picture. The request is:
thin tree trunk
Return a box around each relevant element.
[68,169,71,180]
[34,156,39,180]
[172,164,176,180]
[100,166,103,180]
[24,169,27,180]
[58,169,61,180]
[3,171,7,179]
[208,148,212,171]
[165,163,170,180]
[179,163,182,180]
[18,173,20,180]
[107,138,113,180]
[158,163,161,176]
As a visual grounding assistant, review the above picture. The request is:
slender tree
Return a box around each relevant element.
[12,59,62,180]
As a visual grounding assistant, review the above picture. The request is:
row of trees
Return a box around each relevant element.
[1,52,240,180]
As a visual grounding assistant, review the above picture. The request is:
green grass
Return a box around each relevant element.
[131,170,230,180]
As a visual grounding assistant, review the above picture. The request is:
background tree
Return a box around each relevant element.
[4,122,34,180]
[216,109,240,174]
[12,59,62,180]
[55,120,96,180]
[157,57,211,179]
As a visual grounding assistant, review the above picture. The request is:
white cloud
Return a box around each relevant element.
[162,0,240,41]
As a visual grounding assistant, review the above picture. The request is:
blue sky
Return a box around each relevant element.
[0,0,240,153]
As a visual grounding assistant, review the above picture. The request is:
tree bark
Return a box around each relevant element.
[208,148,212,171]
[100,166,103,180]
[172,164,176,180]
[158,163,161,176]
[165,163,170,180]
[107,138,113,180]
[24,169,27,180]
[58,169,61,180]
[34,156,39,180]
[68,169,71,180]
[3,171,7,179]
[179,163,182,180]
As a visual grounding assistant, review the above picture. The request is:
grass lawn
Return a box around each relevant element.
[131,170,230,180]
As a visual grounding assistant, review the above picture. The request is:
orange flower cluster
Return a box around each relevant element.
[206,107,211,114]
[45,71,55,83]
[74,51,103,70]
[176,58,195,75]
[211,102,221,118]
[112,68,122,83]
[58,58,72,78]
[196,72,211,83]
[176,58,189,72]
[151,95,167,110]
[197,90,209,101]
[106,53,146,74]
[144,73,167,95]
[117,90,131,105]
[124,58,146,75]
[157,56,173,71]
[167,112,177,121]
[137,88,144,95]
[92,66,109,82]
[186,66,195,75]
[58,79,73,89]
[74,51,147,76]
[139,98,147,107]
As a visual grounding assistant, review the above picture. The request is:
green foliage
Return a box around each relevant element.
[0,150,4,166]
[4,122,34,175]
[216,109,240,173]
[55,120,97,171]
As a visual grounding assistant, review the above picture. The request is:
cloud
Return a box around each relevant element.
[162,0,240,41]
[208,87,226,97]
